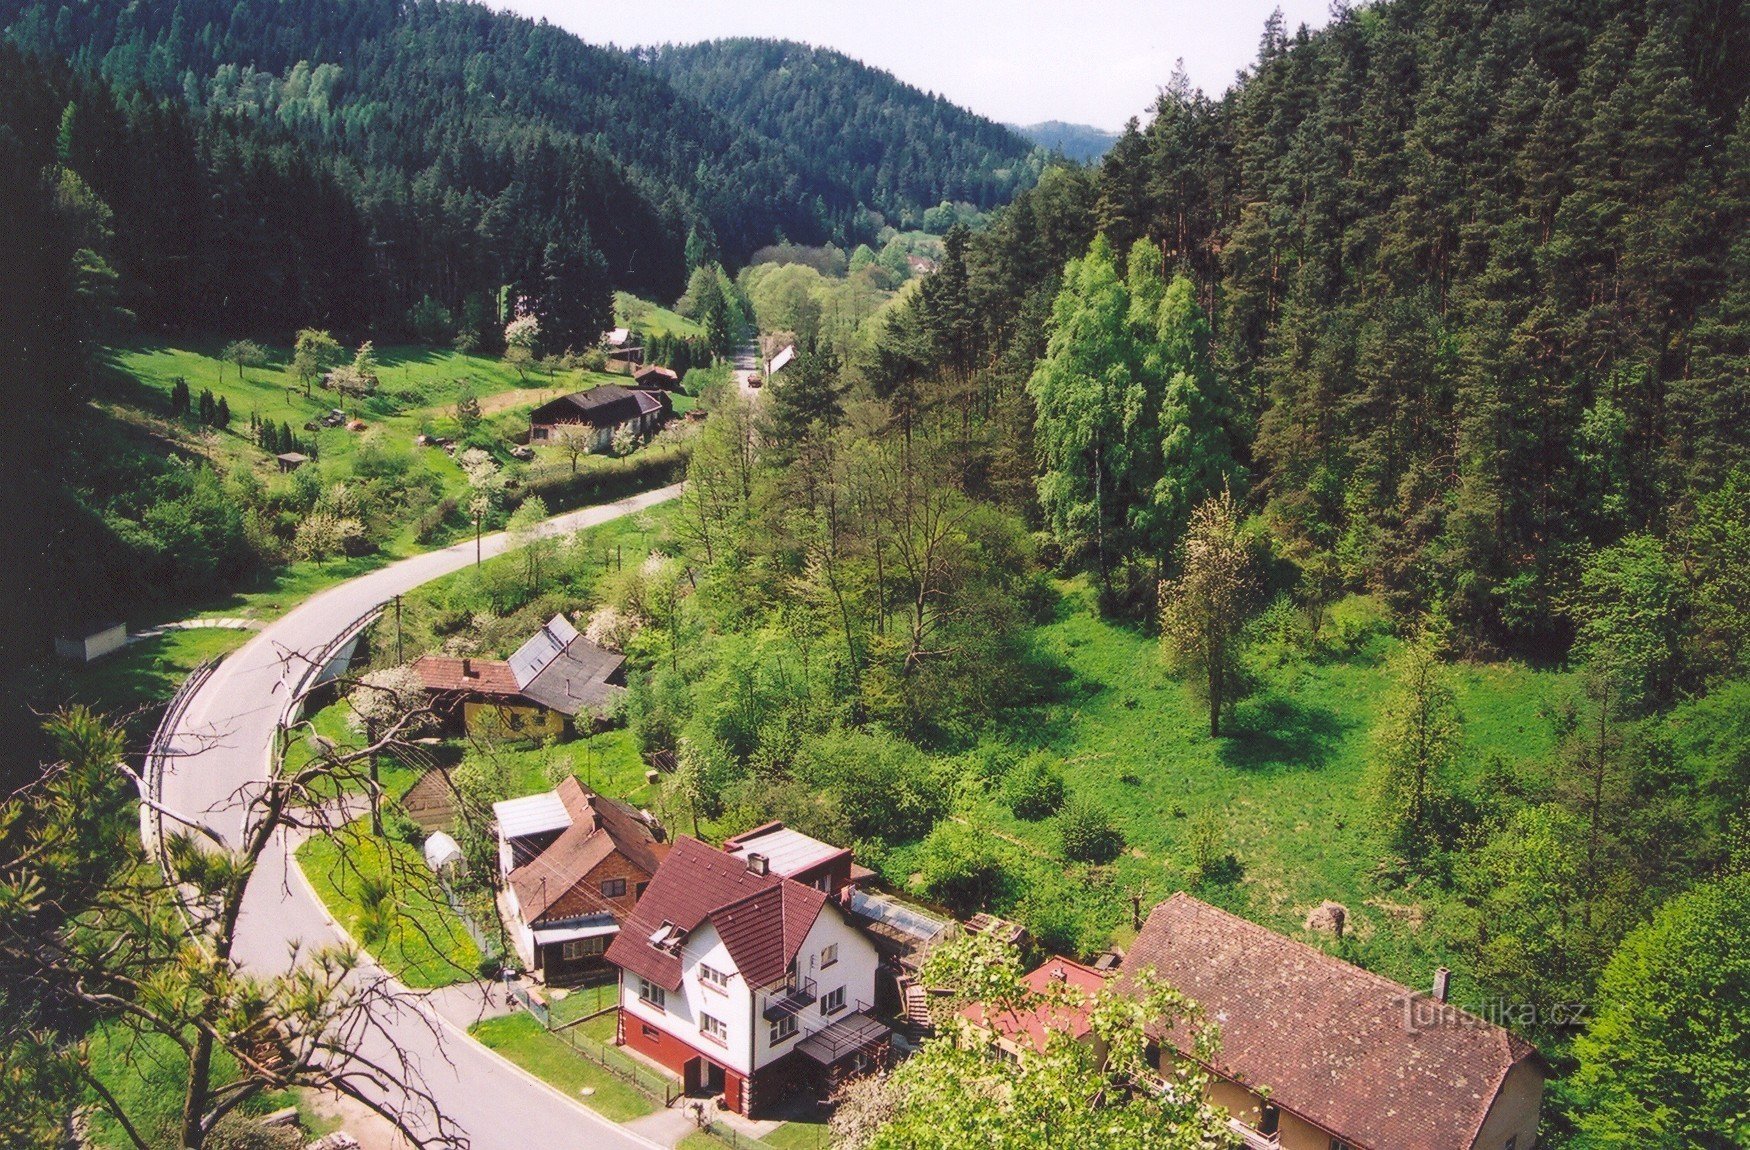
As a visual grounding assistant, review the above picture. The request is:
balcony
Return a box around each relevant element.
[1227,1118,1280,1150]
[761,976,817,1020]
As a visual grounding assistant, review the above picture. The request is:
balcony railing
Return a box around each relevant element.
[761,976,817,1020]
[1226,1118,1280,1150]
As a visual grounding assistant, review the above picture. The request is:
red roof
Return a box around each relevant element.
[411,654,521,697]
[1121,893,1542,1150]
[508,777,669,924]
[606,836,828,992]
[960,956,1108,1052]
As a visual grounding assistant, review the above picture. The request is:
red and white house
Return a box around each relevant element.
[605,833,889,1116]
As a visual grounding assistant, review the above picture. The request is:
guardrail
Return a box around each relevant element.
[139,655,223,867]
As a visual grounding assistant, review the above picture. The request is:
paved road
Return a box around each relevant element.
[732,338,762,398]
[156,485,683,1149]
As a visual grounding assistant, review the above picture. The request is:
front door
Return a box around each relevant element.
[702,1061,725,1094]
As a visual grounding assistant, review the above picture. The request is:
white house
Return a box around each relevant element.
[605,836,887,1116]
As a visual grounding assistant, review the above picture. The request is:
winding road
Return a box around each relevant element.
[153,484,683,1149]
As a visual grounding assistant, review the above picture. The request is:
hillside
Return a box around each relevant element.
[638,38,1043,227]
[1012,120,1120,163]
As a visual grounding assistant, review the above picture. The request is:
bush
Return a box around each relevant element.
[916,822,1013,917]
[1004,752,1066,821]
[1057,798,1124,864]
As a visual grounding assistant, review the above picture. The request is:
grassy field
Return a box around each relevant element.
[104,339,629,537]
[617,292,705,339]
[469,1014,655,1122]
[296,820,484,988]
[84,1021,300,1149]
[899,581,1569,1000]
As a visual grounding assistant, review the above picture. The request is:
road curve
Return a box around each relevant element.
[156,484,683,1149]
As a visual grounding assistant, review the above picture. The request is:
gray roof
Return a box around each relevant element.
[492,791,573,839]
[509,614,581,688]
[506,614,627,718]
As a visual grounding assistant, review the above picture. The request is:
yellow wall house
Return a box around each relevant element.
[1120,894,1546,1150]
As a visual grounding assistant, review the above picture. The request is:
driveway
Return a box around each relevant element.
[155,485,682,1149]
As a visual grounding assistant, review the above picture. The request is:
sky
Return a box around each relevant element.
[496,1,1334,131]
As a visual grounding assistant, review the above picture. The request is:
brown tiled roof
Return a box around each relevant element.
[606,836,828,992]
[508,777,668,924]
[411,654,521,697]
[1121,893,1541,1150]
[962,957,1108,1052]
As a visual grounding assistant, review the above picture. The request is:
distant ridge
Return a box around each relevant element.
[1012,120,1120,163]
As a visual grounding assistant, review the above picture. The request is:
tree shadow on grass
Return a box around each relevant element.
[1216,690,1348,772]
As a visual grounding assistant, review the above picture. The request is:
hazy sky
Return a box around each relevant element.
[496,1,1333,131]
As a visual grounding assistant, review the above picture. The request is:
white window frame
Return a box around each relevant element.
[820,942,838,968]
[700,1012,728,1045]
[637,977,667,1011]
[560,936,605,961]
[769,1013,798,1044]
[820,986,846,1016]
[698,964,731,993]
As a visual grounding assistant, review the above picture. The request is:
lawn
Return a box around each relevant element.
[617,292,705,339]
[546,980,620,1030]
[916,581,1569,1000]
[295,820,484,988]
[83,1020,300,1149]
[762,1119,833,1149]
[469,1013,655,1123]
[59,627,252,720]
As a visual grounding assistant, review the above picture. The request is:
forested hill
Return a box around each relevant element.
[989,0,1748,655]
[0,0,1037,339]
[638,38,1043,227]
[1012,120,1120,163]
[0,0,826,311]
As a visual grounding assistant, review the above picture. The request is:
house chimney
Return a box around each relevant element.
[461,657,474,679]
[1432,966,1452,1004]
[746,852,769,877]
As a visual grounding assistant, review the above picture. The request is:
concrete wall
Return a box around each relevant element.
[1471,1060,1545,1149]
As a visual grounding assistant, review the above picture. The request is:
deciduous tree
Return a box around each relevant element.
[1158,488,1258,736]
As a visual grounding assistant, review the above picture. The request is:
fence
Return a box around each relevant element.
[545,1011,682,1107]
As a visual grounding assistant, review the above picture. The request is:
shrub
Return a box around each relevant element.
[1004,753,1066,821]
[916,823,1013,917]
[1057,798,1124,864]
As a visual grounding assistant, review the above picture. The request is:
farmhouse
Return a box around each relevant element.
[412,613,626,738]
[601,327,643,366]
[495,776,668,983]
[528,385,665,452]
[767,345,796,376]
[631,363,681,391]
[607,836,889,1117]
[1122,893,1546,1150]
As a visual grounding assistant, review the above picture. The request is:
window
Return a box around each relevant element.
[769,1013,798,1044]
[820,943,839,968]
[637,977,666,1011]
[1504,1140,1518,1150]
[820,986,846,1016]
[601,878,628,898]
[700,1012,728,1045]
[641,1023,660,1041]
[699,964,731,993]
[1329,1141,1356,1150]
[560,936,605,961]
[635,881,648,898]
